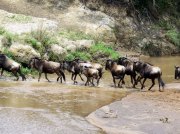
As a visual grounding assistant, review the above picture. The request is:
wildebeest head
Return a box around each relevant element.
[117,57,127,65]
[29,57,41,69]
[62,60,72,72]
[0,54,6,63]
[105,59,114,70]
[175,66,180,79]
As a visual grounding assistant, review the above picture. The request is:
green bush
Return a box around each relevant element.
[0,27,6,35]
[65,51,92,61]
[59,30,92,41]
[89,42,120,59]
[166,29,180,47]
[21,67,32,75]
[2,48,14,59]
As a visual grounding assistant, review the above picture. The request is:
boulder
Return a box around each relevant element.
[50,44,67,55]
[75,40,95,49]
[9,43,40,63]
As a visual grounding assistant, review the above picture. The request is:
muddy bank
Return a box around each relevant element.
[87,83,180,134]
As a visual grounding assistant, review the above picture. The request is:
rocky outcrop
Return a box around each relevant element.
[9,43,40,63]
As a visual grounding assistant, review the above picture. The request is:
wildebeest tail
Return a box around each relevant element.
[158,75,165,89]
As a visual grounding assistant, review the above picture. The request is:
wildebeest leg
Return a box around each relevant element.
[148,78,155,91]
[97,78,100,86]
[18,68,26,81]
[1,69,4,76]
[85,77,90,86]
[12,71,19,81]
[73,74,78,84]
[38,72,42,82]
[141,78,147,90]
[113,77,116,87]
[71,73,74,80]
[78,74,84,81]
[91,78,95,86]
[45,73,50,82]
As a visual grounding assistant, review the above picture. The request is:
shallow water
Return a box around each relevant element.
[0,56,179,133]
[142,56,180,83]
[0,79,126,134]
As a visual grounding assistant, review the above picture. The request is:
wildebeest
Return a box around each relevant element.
[133,61,165,91]
[105,59,126,87]
[29,57,65,82]
[0,54,26,81]
[62,59,103,84]
[62,60,85,84]
[118,57,136,87]
[82,66,100,86]
[175,66,180,79]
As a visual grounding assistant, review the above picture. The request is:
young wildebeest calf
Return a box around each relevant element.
[175,66,180,79]
[134,61,165,91]
[105,59,126,88]
[0,54,26,81]
[29,57,65,82]
[82,66,100,86]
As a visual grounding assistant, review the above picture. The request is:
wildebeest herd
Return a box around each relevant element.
[0,53,180,92]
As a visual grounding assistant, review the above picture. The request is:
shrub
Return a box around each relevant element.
[65,51,92,61]
[2,48,14,59]
[89,42,120,59]
[166,29,180,47]
[0,27,6,35]
[59,30,92,41]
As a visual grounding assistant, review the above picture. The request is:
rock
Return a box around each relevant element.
[50,44,67,55]
[66,44,77,52]
[9,43,40,63]
[59,7,116,43]
[0,36,4,51]
[75,40,95,49]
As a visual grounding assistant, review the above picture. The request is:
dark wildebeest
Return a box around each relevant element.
[29,57,65,82]
[117,57,136,87]
[62,60,85,84]
[0,54,26,81]
[175,66,180,79]
[62,59,103,84]
[133,61,165,91]
[105,59,126,88]
[82,66,100,86]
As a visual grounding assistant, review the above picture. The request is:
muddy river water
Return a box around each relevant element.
[0,56,179,134]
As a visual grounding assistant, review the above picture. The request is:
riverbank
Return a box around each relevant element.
[87,83,180,134]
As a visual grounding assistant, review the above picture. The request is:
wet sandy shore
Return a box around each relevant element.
[87,83,180,134]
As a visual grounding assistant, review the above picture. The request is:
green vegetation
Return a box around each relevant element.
[21,67,32,75]
[2,48,14,59]
[59,30,92,41]
[65,51,92,61]
[90,42,120,59]
[6,14,32,23]
[166,29,180,47]
[25,27,58,57]
[65,42,120,61]
[0,27,6,35]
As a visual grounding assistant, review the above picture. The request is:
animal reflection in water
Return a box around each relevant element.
[0,53,170,91]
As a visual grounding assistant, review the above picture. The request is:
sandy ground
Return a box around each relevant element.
[87,83,180,134]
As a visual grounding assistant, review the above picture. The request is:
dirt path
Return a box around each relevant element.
[87,83,180,134]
